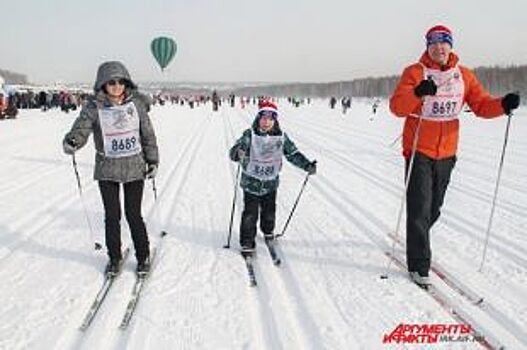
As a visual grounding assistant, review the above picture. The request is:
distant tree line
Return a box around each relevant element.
[0,69,28,85]
[233,65,527,100]
[2,64,525,102]
[472,65,526,98]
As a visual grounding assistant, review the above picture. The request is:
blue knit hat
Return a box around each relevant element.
[426,25,453,48]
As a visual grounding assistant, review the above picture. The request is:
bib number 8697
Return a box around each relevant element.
[432,101,457,115]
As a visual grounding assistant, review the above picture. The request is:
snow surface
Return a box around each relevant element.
[0,99,526,350]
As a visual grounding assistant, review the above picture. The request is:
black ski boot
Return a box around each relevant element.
[105,257,122,277]
[136,256,151,277]
[264,233,275,245]
[240,245,256,258]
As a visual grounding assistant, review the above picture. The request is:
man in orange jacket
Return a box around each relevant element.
[390,25,520,287]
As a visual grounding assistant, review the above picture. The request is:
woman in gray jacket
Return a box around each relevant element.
[63,61,159,276]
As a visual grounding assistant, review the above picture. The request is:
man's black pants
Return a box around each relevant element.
[406,152,456,275]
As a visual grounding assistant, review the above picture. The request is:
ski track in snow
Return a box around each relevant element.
[285,104,527,269]
[281,102,527,348]
[0,101,526,349]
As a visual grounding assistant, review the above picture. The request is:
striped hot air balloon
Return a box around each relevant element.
[151,37,177,71]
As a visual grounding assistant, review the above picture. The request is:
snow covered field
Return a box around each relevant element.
[0,99,526,349]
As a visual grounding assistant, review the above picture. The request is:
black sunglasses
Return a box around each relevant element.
[107,78,127,86]
[259,110,277,119]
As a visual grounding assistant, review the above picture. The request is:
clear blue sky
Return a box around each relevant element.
[1,0,526,84]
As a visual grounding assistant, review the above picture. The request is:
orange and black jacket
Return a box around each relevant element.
[390,52,504,160]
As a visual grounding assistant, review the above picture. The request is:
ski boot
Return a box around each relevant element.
[136,256,151,277]
[409,271,431,289]
[105,257,122,277]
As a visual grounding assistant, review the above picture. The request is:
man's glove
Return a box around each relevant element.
[145,164,158,179]
[306,160,317,175]
[414,79,437,98]
[63,137,78,155]
[501,93,520,115]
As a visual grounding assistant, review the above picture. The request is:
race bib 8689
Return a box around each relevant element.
[99,102,142,158]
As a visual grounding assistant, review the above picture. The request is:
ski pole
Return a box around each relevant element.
[72,154,102,250]
[223,163,241,249]
[152,178,158,201]
[148,174,167,238]
[149,178,160,235]
[388,133,402,148]
[381,115,423,279]
[478,113,513,272]
[276,170,312,239]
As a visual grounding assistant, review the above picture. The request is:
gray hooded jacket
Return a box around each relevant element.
[63,61,159,183]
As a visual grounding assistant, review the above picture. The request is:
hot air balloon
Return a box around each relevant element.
[151,37,177,71]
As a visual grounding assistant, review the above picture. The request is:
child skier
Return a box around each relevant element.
[229,101,316,256]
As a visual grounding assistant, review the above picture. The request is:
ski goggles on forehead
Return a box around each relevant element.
[258,110,277,119]
[426,32,453,47]
[106,78,128,86]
